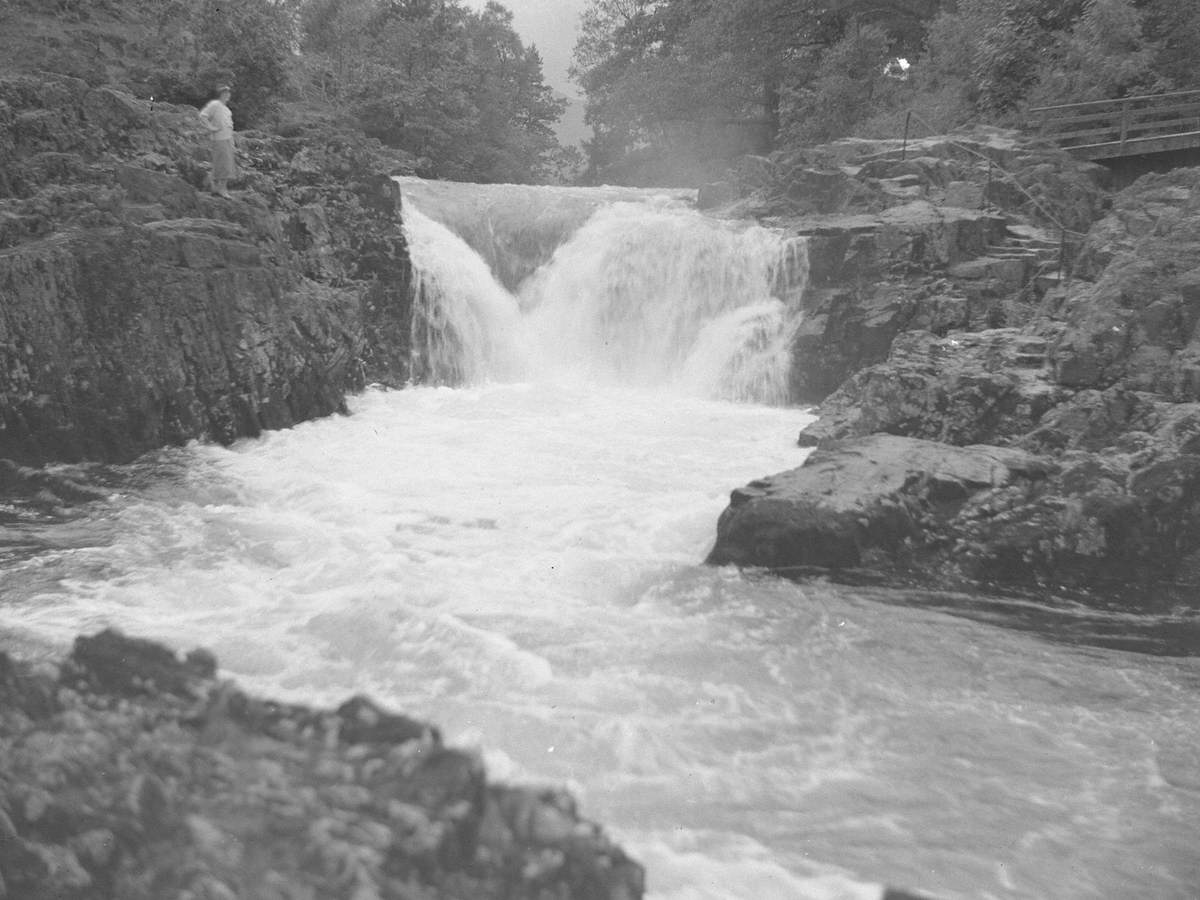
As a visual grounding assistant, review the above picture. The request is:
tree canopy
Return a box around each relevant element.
[126,0,571,184]
[295,0,569,182]
[570,0,1200,184]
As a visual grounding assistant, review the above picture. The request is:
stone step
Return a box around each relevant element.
[1006,237,1060,252]
[1035,270,1067,292]
[984,246,1039,260]
[1005,223,1056,242]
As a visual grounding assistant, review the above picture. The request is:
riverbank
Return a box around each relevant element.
[0,628,644,899]
[0,12,662,896]
[707,137,1200,612]
[0,71,415,465]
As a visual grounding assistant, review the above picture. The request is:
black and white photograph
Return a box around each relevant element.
[1,0,1199,898]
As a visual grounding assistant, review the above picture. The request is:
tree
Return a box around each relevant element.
[295,0,567,183]
[781,24,896,144]
[1028,0,1163,106]
[198,0,295,124]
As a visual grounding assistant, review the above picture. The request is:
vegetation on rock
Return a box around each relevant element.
[0,0,573,185]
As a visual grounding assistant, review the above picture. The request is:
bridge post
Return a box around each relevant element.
[1119,99,1130,153]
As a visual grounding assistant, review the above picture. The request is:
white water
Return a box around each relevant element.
[2,185,1199,900]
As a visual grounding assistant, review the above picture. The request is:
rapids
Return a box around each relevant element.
[1,182,1199,900]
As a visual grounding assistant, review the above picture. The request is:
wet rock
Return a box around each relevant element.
[718,409,1200,601]
[708,434,1053,576]
[66,628,215,697]
[336,696,436,748]
[0,459,109,505]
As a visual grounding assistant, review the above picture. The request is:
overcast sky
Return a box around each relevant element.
[465,0,591,144]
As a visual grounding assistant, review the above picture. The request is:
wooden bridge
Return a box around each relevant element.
[1031,89,1200,160]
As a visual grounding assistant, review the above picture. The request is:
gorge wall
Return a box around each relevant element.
[709,134,1200,612]
[0,73,415,466]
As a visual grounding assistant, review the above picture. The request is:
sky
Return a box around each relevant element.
[465,0,591,145]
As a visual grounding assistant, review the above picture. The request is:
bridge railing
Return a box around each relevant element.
[1030,89,1200,158]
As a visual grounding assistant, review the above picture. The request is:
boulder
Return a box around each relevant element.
[707,434,1053,577]
[709,432,1200,600]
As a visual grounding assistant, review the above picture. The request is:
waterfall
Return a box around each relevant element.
[405,205,527,385]
[400,180,808,404]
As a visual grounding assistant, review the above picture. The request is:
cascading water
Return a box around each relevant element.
[406,204,528,385]
[2,181,1199,900]
[403,183,808,403]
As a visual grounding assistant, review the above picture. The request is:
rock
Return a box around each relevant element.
[336,696,436,747]
[0,631,645,899]
[114,163,198,215]
[797,330,1068,448]
[788,202,1019,401]
[944,180,984,209]
[1048,169,1200,400]
[66,628,215,697]
[481,786,646,900]
[714,426,1200,600]
[707,434,1052,576]
[0,75,416,467]
[0,653,58,721]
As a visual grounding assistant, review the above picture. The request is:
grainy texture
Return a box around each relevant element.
[0,630,645,900]
[711,160,1200,605]
[0,74,415,465]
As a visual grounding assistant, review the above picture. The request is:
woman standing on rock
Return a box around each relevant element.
[199,85,235,198]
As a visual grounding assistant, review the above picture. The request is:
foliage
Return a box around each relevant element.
[294,0,567,183]
[570,0,944,182]
[569,0,1200,183]
[197,0,295,123]
[1026,0,1164,107]
[781,24,896,145]
[124,0,298,126]
[28,0,570,183]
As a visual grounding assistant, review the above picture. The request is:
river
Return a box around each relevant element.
[1,182,1198,900]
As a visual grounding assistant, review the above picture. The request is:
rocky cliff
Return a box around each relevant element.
[709,139,1200,610]
[0,73,414,465]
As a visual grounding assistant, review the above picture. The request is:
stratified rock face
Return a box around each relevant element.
[0,74,415,465]
[0,629,645,900]
[711,168,1200,605]
[790,203,1013,400]
[744,134,1110,403]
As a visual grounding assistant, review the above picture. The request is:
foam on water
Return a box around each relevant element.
[403,187,808,402]
[3,384,1199,899]
[2,185,1199,899]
